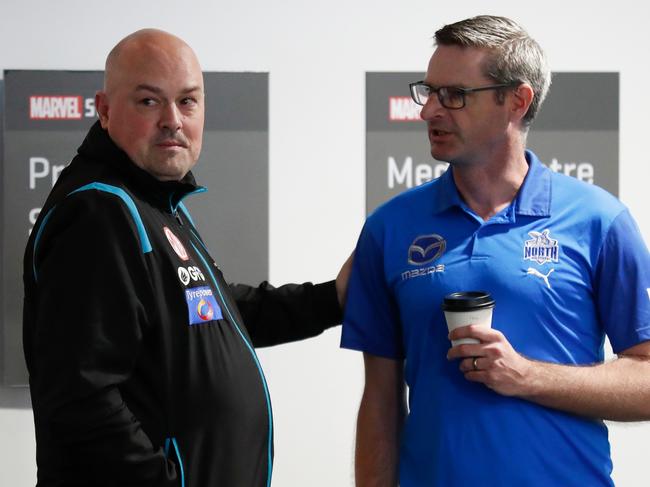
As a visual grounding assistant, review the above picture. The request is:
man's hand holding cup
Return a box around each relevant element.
[443,291,534,397]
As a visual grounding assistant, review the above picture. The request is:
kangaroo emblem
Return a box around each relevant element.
[526,267,554,289]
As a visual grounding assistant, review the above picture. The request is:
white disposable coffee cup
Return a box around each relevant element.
[442,291,495,346]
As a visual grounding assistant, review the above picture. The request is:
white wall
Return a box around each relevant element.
[1,0,648,485]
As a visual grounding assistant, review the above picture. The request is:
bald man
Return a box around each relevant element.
[23,29,347,487]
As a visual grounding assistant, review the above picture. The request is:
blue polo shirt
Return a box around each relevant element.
[341,151,650,486]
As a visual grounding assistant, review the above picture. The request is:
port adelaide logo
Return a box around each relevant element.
[524,229,559,265]
[163,226,189,261]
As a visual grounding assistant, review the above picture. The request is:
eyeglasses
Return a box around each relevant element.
[408,81,519,109]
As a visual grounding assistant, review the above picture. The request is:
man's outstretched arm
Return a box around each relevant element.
[229,253,353,347]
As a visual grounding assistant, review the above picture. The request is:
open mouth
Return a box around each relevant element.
[431,129,451,136]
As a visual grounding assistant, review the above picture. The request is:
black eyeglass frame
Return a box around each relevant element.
[408,81,520,109]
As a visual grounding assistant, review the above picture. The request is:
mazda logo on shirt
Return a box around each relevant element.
[408,234,446,265]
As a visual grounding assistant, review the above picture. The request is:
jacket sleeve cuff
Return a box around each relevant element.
[312,280,343,329]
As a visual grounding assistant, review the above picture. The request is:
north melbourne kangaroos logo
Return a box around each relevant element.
[524,229,559,265]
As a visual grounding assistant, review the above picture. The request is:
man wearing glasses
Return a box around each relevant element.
[342,15,650,486]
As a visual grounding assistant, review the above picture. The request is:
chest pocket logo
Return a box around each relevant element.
[164,226,189,261]
[178,266,206,286]
[524,229,559,265]
[185,286,223,325]
[526,267,554,289]
[408,234,446,265]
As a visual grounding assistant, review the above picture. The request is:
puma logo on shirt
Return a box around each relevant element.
[526,267,554,289]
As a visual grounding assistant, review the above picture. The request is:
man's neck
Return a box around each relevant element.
[451,141,529,221]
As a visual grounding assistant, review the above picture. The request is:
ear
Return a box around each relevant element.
[509,83,534,124]
[95,91,110,128]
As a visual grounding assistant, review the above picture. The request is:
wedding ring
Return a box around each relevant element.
[472,357,479,371]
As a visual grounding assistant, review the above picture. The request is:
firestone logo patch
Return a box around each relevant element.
[524,229,559,265]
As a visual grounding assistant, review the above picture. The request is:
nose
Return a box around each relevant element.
[419,94,444,122]
[159,102,182,132]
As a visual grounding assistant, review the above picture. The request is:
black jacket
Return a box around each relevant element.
[23,122,341,486]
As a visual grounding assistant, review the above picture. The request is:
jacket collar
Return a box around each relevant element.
[77,121,205,212]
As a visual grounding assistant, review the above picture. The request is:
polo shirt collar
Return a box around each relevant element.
[514,150,552,217]
[431,150,551,218]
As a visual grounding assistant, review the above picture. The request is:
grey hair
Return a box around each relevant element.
[435,15,551,127]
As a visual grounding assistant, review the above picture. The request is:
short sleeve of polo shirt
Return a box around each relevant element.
[595,208,650,352]
[341,221,404,360]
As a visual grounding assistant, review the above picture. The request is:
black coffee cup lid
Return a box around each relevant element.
[442,291,495,311]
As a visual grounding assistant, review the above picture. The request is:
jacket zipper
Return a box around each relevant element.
[164,437,186,487]
[189,236,274,487]
[170,189,273,486]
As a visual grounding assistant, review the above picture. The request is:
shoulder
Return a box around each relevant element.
[550,171,626,222]
[32,165,150,260]
[40,149,131,209]
[365,178,442,233]
[37,186,143,248]
[546,171,636,252]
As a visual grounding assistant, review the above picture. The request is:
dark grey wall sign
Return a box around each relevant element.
[366,72,619,214]
[0,79,5,388]
[1,71,269,386]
